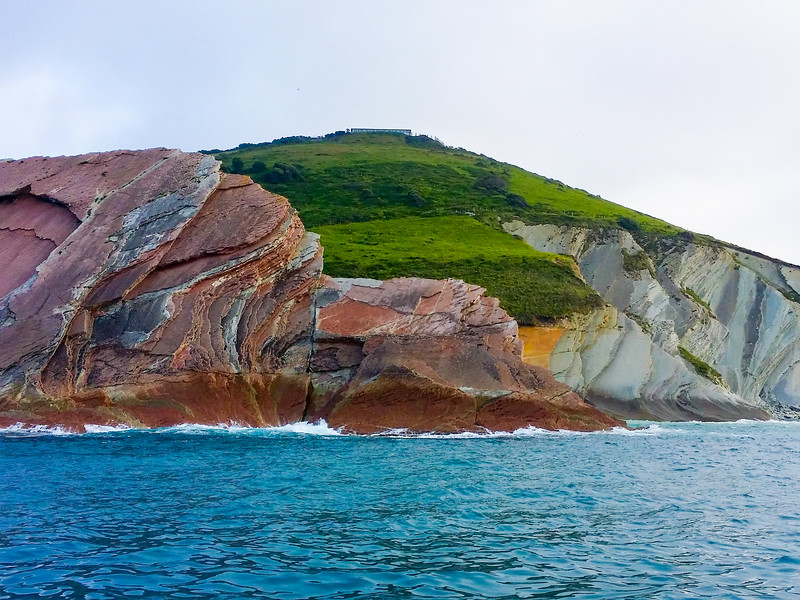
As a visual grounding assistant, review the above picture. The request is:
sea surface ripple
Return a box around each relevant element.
[1,421,799,599]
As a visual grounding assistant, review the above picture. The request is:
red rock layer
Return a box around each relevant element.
[0,150,622,433]
[0,150,321,429]
[309,277,623,433]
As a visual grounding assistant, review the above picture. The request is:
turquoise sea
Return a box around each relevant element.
[1,421,799,599]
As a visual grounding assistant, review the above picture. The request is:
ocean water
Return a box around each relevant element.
[1,421,799,599]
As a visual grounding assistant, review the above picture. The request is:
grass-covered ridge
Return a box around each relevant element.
[316,216,603,323]
[214,132,681,234]
[211,131,684,321]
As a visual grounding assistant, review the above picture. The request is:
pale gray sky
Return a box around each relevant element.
[3,1,799,263]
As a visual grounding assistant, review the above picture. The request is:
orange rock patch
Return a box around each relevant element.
[518,326,564,368]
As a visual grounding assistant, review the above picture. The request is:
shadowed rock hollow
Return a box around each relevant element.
[0,150,622,433]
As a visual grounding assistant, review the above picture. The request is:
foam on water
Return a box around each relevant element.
[0,420,345,437]
[264,420,343,436]
[152,422,253,435]
[0,422,78,436]
[83,424,132,434]
[0,422,132,436]
[0,420,672,439]
[152,420,344,436]
[0,418,794,439]
[362,423,668,439]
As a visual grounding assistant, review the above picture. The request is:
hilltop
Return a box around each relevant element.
[211,132,690,323]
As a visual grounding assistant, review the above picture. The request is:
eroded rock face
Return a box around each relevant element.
[0,150,322,429]
[308,277,622,433]
[503,221,781,420]
[0,151,621,433]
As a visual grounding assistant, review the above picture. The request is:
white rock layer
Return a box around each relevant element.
[503,221,798,420]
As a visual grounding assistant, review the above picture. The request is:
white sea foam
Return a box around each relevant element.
[365,424,668,439]
[0,422,77,436]
[152,420,343,436]
[83,424,132,434]
[0,422,134,435]
[412,429,515,439]
[3,418,793,438]
[265,420,343,436]
[153,422,251,435]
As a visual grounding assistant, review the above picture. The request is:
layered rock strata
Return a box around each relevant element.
[504,221,784,421]
[309,277,620,433]
[0,150,322,428]
[0,151,621,433]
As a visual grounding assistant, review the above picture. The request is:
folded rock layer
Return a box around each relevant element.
[503,221,775,420]
[0,150,621,433]
[311,276,619,433]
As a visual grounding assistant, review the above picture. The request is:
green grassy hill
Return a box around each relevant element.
[314,216,601,322]
[211,132,687,323]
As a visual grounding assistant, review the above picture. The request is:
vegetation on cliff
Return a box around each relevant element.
[315,216,602,322]
[678,346,725,386]
[212,131,686,321]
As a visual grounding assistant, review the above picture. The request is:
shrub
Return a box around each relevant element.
[682,287,715,316]
[474,174,508,194]
[406,190,427,207]
[618,216,640,232]
[621,249,656,279]
[404,135,442,149]
[506,193,528,208]
[263,162,304,184]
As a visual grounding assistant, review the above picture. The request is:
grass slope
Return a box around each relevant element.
[215,132,680,234]
[316,216,603,322]
[211,132,683,321]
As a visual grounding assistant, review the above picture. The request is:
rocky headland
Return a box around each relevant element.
[504,222,780,421]
[216,133,800,422]
[0,150,621,433]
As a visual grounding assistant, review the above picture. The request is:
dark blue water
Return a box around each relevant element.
[1,421,799,599]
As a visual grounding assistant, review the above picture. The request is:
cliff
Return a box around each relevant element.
[309,276,618,432]
[0,150,621,433]
[504,222,783,420]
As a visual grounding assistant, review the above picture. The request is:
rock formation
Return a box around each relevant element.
[309,277,619,433]
[0,150,621,433]
[504,221,783,421]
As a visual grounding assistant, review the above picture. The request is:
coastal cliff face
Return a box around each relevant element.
[309,276,619,433]
[0,150,620,433]
[503,221,792,421]
[0,150,322,428]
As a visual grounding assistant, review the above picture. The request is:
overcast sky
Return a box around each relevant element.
[3,1,799,263]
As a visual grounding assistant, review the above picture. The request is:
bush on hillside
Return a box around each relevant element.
[506,193,528,208]
[262,162,304,184]
[474,174,509,194]
[406,190,427,207]
[405,135,443,149]
[618,216,640,232]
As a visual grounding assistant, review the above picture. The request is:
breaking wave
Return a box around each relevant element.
[2,419,795,438]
